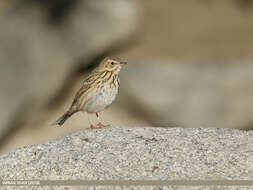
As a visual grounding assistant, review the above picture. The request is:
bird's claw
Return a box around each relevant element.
[97,122,110,128]
[90,124,96,129]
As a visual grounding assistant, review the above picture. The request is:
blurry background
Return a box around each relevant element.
[1,0,253,154]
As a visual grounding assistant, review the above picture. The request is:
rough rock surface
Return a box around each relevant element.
[0,0,139,142]
[0,126,253,189]
[120,60,253,129]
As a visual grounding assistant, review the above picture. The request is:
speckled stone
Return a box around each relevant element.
[0,126,253,189]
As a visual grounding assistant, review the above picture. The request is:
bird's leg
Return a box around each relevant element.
[96,113,109,128]
[87,113,96,129]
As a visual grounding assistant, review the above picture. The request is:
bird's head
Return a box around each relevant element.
[98,57,127,74]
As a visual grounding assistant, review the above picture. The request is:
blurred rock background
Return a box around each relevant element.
[1,0,253,154]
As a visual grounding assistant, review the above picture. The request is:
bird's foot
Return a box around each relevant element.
[97,122,110,128]
[90,124,97,129]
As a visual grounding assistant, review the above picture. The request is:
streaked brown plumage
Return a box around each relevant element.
[52,57,127,128]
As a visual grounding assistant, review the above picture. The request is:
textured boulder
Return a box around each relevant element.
[0,0,139,143]
[0,126,253,189]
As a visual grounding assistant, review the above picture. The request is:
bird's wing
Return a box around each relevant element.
[69,75,97,112]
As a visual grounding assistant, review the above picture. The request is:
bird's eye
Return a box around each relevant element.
[111,62,115,65]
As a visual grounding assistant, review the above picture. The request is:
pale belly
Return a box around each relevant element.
[85,87,118,113]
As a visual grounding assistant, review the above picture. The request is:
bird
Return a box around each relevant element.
[52,57,127,129]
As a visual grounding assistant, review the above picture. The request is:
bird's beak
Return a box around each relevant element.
[120,61,127,65]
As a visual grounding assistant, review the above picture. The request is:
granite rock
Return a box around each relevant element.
[0,126,253,189]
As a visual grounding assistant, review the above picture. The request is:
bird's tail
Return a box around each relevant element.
[52,111,74,126]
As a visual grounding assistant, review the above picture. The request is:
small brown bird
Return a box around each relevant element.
[53,57,127,128]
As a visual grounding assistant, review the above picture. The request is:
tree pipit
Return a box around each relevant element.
[52,57,127,129]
